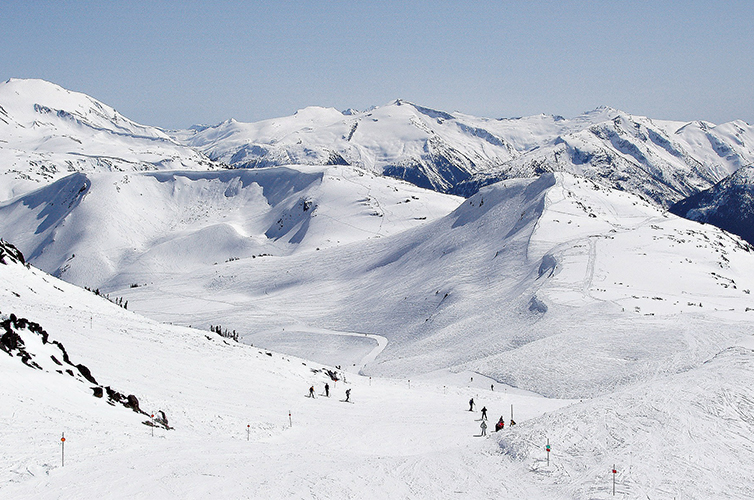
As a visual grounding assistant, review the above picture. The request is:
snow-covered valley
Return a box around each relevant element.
[2,79,754,498]
[3,243,754,499]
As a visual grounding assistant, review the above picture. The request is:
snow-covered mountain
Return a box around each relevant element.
[183,100,754,206]
[3,79,754,498]
[0,79,216,200]
[102,171,754,399]
[0,165,461,289]
[671,165,754,244]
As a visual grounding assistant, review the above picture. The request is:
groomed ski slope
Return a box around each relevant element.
[3,240,754,498]
[0,255,573,499]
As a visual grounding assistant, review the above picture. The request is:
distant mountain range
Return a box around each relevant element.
[4,78,754,213]
[182,98,754,207]
[671,166,754,244]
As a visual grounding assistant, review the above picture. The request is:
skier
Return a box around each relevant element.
[491,384,494,391]
[481,406,487,420]
[480,420,487,436]
[495,416,505,432]
[308,386,315,398]
[325,383,330,397]
[510,419,516,427]
[468,398,475,411]
[345,388,351,402]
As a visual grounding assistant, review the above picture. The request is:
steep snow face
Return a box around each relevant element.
[0,79,215,200]
[182,101,754,205]
[671,165,754,244]
[0,165,462,289]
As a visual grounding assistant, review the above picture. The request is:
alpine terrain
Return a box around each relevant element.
[2,79,754,499]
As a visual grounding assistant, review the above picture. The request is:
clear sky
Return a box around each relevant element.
[2,1,752,129]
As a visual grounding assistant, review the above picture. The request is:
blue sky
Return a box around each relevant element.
[2,1,752,128]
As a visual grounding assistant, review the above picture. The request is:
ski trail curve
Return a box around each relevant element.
[286,324,388,375]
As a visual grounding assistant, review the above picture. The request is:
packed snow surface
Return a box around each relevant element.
[2,239,754,498]
[110,172,754,400]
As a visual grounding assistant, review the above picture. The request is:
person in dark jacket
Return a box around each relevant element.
[325,383,330,397]
[495,417,505,432]
[468,398,475,411]
[481,406,488,420]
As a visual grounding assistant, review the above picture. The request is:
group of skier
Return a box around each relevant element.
[306,383,514,432]
[469,397,515,436]
[307,382,351,402]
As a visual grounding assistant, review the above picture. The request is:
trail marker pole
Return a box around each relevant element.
[369,377,371,386]
[61,433,65,467]
[612,465,617,496]
[247,424,250,441]
[151,414,154,437]
[408,379,411,389]
[511,404,514,423]
[546,439,550,467]
[289,411,292,428]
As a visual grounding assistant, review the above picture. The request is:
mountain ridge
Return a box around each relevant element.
[182,97,754,206]
[0,78,217,200]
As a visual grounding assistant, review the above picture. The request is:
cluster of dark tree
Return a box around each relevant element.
[210,324,238,342]
[84,287,128,310]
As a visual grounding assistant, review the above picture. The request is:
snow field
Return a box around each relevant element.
[1,259,575,499]
[109,173,754,402]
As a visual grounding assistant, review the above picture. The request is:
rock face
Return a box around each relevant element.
[1,250,172,428]
[0,240,26,266]
[671,166,754,245]
[0,309,172,428]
